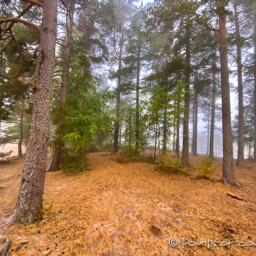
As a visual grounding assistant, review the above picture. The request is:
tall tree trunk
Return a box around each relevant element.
[253,1,256,162]
[209,62,217,159]
[182,16,191,166]
[206,115,210,155]
[217,0,236,185]
[192,85,198,156]
[135,45,141,153]
[113,24,124,153]
[234,0,244,167]
[18,97,25,159]
[175,93,181,157]
[172,125,176,151]
[128,107,132,148]
[162,106,168,154]
[154,123,158,159]
[47,2,75,171]
[10,0,57,223]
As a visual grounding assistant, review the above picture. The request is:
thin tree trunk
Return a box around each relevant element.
[172,125,176,151]
[158,126,161,157]
[162,106,168,154]
[175,96,180,157]
[209,62,217,159]
[218,0,236,185]
[10,0,57,223]
[119,119,123,148]
[253,1,256,162]
[192,85,198,156]
[234,0,244,167]
[128,107,132,148]
[48,2,75,171]
[154,123,157,159]
[182,16,191,166]
[135,45,141,153]
[18,97,25,159]
[113,24,124,153]
[206,115,210,155]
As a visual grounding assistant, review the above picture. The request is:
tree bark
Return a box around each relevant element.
[154,124,158,159]
[135,45,141,153]
[234,0,244,167]
[162,106,168,155]
[10,0,57,223]
[209,62,217,159]
[113,24,124,153]
[182,16,191,166]
[217,0,236,185]
[47,2,74,171]
[253,1,256,162]
[192,84,198,156]
[18,97,25,159]
[175,93,180,157]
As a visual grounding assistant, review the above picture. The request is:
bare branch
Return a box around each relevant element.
[21,0,42,8]
[0,17,40,31]
[17,3,34,19]
[5,3,34,32]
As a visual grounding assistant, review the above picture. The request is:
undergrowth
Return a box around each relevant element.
[121,145,140,157]
[117,147,156,164]
[156,154,189,175]
[61,149,88,174]
[196,156,216,180]
[118,155,156,164]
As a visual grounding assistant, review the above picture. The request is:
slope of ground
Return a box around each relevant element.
[0,152,255,256]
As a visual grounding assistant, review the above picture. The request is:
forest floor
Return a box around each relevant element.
[0,152,256,256]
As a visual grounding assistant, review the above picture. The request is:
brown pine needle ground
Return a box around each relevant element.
[0,152,256,256]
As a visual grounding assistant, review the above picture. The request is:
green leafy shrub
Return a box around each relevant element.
[197,156,216,179]
[157,154,186,174]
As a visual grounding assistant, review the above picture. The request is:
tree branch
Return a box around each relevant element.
[21,0,42,8]
[227,192,248,202]
[6,3,34,32]
[0,18,40,31]
[17,3,34,19]
[192,11,219,32]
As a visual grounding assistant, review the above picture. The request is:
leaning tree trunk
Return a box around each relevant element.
[48,2,75,171]
[10,0,57,223]
[234,0,244,167]
[218,0,236,185]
